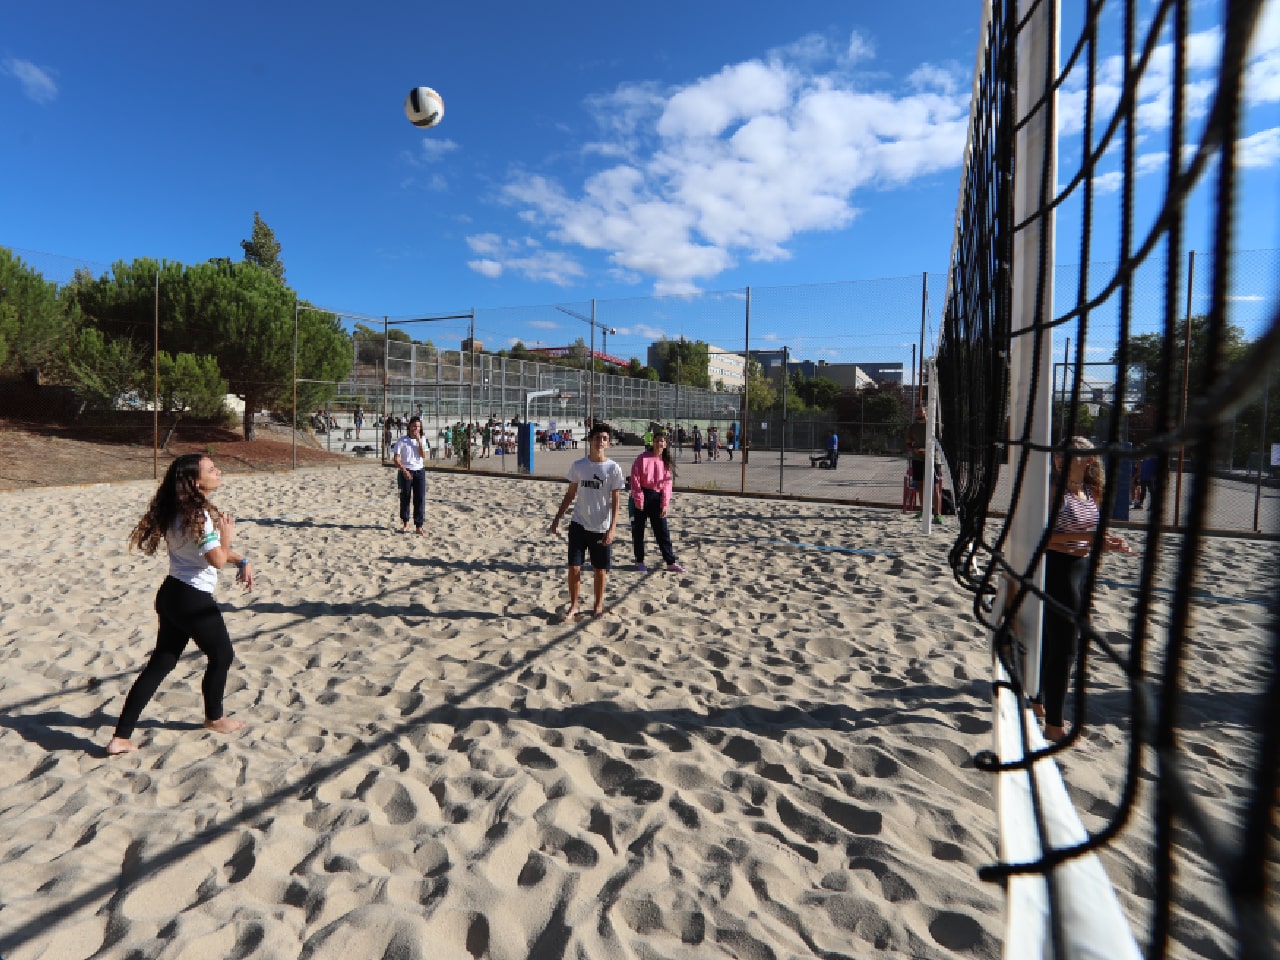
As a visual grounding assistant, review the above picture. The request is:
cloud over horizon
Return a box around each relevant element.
[468,31,970,294]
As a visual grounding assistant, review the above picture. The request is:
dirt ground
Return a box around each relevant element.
[0,419,351,491]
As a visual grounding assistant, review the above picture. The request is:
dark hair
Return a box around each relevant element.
[129,453,219,556]
[408,416,422,427]
[589,422,611,438]
[652,433,677,476]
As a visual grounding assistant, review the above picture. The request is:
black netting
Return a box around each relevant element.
[936,0,1279,957]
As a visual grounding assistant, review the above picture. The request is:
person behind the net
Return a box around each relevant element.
[691,425,703,464]
[392,416,429,535]
[106,454,252,756]
[1038,437,1131,742]
[630,430,685,574]
[548,422,624,621]
[905,405,944,522]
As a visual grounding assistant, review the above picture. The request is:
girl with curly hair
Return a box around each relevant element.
[106,454,253,756]
[1038,437,1131,742]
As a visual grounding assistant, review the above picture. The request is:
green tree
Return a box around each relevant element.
[650,338,710,387]
[0,247,81,376]
[790,371,842,410]
[62,328,145,410]
[71,257,351,439]
[156,351,227,417]
[1118,314,1248,411]
[240,211,285,283]
[744,358,777,414]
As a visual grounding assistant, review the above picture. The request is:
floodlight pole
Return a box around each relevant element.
[555,301,609,427]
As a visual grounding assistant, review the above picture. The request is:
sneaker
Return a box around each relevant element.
[933,515,944,524]
[666,563,686,573]
[635,562,648,572]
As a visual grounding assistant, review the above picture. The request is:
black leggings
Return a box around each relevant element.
[113,576,235,740]
[1040,550,1088,728]
[631,489,677,566]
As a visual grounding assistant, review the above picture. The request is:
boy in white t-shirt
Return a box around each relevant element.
[548,423,624,621]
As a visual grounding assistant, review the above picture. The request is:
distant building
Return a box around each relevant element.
[851,362,905,384]
[531,345,628,366]
[707,347,746,390]
[462,337,484,353]
[745,350,876,391]
[646,342,746,390]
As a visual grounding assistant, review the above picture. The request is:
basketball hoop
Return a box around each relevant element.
[558,393,571,412]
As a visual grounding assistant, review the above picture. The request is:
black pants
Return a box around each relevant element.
[631,489,677,566]
[113,577,235,740]
[398,469,426,529]
[1040,551,1088,728]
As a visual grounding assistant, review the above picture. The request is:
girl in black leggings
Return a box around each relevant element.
[107,454,253,756]
[1039,438,1131,741]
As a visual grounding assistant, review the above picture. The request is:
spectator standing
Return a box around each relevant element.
[1038,437,1132,741]
[906,406,943,522]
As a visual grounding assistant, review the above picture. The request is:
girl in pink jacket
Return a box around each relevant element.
[629,431,684,572]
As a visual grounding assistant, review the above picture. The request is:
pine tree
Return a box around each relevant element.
[240,212,285,283]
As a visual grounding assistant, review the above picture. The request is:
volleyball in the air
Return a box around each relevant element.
[405,87,444,129]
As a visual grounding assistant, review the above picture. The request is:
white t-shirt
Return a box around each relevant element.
[566,457,624,532]
[167,512,220,593]
[392,435,427,470]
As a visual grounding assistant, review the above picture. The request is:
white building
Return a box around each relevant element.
[707,346,746,390]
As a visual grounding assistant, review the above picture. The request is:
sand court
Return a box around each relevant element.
[0,465,1273,959]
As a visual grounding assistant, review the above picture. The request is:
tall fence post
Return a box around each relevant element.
[1175,249,1196,527]
[740,287,751,492]
[1255,375,1269,532]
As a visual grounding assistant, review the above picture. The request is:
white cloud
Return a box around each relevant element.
[468,259,503,278]
[467,233,505,255]
[845,30,875,66]
[1237,126,1280,167]
[1,58,57,104]
[528,319,559,329]
[418,137,459,159]
[465,231,585,286]
[487,37,971,293]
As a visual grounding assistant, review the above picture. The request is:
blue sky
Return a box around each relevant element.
[2,0,1277,369]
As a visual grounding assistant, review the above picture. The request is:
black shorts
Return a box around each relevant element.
[567,521,612,571]
[911,459,940,485]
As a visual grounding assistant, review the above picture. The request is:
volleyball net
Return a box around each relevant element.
[936,0,1279,957]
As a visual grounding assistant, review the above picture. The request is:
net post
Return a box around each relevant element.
[1004,0,1057,703]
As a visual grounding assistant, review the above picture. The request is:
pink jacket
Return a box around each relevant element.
[630,452,673,512]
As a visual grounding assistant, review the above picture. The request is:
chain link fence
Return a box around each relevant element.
[4,246,1275,532]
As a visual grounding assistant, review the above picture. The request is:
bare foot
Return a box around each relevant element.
[1044,723,1070,743]
[414,527,426,537]
[592,606,607,618]
[106,737,138,756]
[559,607,579,624]
[204,717,247,734]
